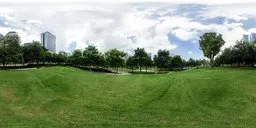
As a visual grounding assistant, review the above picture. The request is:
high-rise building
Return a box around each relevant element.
[250,33,256,43]
[242,33,256,43]
[242,34,249,42]
[41,31,56,53]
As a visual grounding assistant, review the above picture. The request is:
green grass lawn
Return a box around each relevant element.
[0,67,256,128]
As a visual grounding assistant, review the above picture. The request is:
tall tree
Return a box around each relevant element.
[71,49,83,66]
[126,56,136,73]
[217,41,256,67]
[22,41,45,65]
[83,45,104,67]
[154,49,170,70]
[170,55,183,69]
[133,48,149,72]
[45,51,53,63]
[0,36,5,66]
[0,32,22,66]
[144,55,153,72]
[199,32,225,67]
[56,51,68,64]
[105,48,126,73]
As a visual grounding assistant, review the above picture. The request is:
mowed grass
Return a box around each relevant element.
[0,67,256,128]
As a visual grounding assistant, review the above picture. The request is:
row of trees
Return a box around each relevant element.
[0,31,205,72]
[199,32,256,67]
[69,46,205,72]
[215,41,256,67]
[0,32,68,66]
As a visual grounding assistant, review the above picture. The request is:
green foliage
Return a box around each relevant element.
[133,48,152,72]
[199,32,225,67]
[170,55,183,68]
[154,49,170,69]
[0,32,67,66]
[126,56,136,67]
[186,58,204,67]
[0,31,195,70]
[105,48,126,72]
[83,45,105,67]
[70,49,83,66]
[154,50,188,70]
[22,41,45,64]
[0,32,22,66]
[216,40,256,67]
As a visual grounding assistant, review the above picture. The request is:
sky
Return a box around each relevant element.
[0,0,256,59]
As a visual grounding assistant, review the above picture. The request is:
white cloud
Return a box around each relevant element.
[200,4,256,21]
[0,3,178,55]
[0,2,255,58]
[0,0,256,5]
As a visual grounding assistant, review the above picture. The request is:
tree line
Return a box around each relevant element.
[199,32,256,67]
[0,32,70,67]
[68,46,205,72]
[215,41,256,67]
[0,31,205,72]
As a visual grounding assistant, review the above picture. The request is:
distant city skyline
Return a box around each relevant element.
[242,33,256,43]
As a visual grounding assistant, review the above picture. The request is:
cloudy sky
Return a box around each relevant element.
[0,0,256,59]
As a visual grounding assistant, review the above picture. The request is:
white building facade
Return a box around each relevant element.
[41,32,56,53]
[242,33,256,43]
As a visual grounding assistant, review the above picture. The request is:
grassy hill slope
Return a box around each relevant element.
[0,67,256,127]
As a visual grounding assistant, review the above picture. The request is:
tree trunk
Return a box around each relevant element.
[3,58,6,67]
[140,66,142,72]
[210,55,214,68]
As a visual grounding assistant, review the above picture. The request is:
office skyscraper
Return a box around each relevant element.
[242,34,249,42]
[250,33,256,43]
[41,31,56,53]
[242,33,256,43]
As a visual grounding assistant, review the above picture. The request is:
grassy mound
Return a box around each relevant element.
[0,67,256,127]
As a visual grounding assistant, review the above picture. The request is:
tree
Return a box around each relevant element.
[105,48,126,73]
[0,32,22,66]
[199,32,225,67]
[83,45,104,67]
[217,40,256,67]
[186,58,202,67]
[22,41,45,65]
[70,49,83,66]
[133,48,149,72]
[154,50,170,71]
[126,56,136,72]
[144,55,153,72]
[45,51,53,63]
[218,48,234,66]
[170,55,183,69]
[56,51,68,64]
[244,43,256,66]
[0,36,5,66]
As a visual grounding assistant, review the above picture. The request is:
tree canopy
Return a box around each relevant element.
[105,48,126,73]
[199,32,225,67]
[154,50,170,69]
